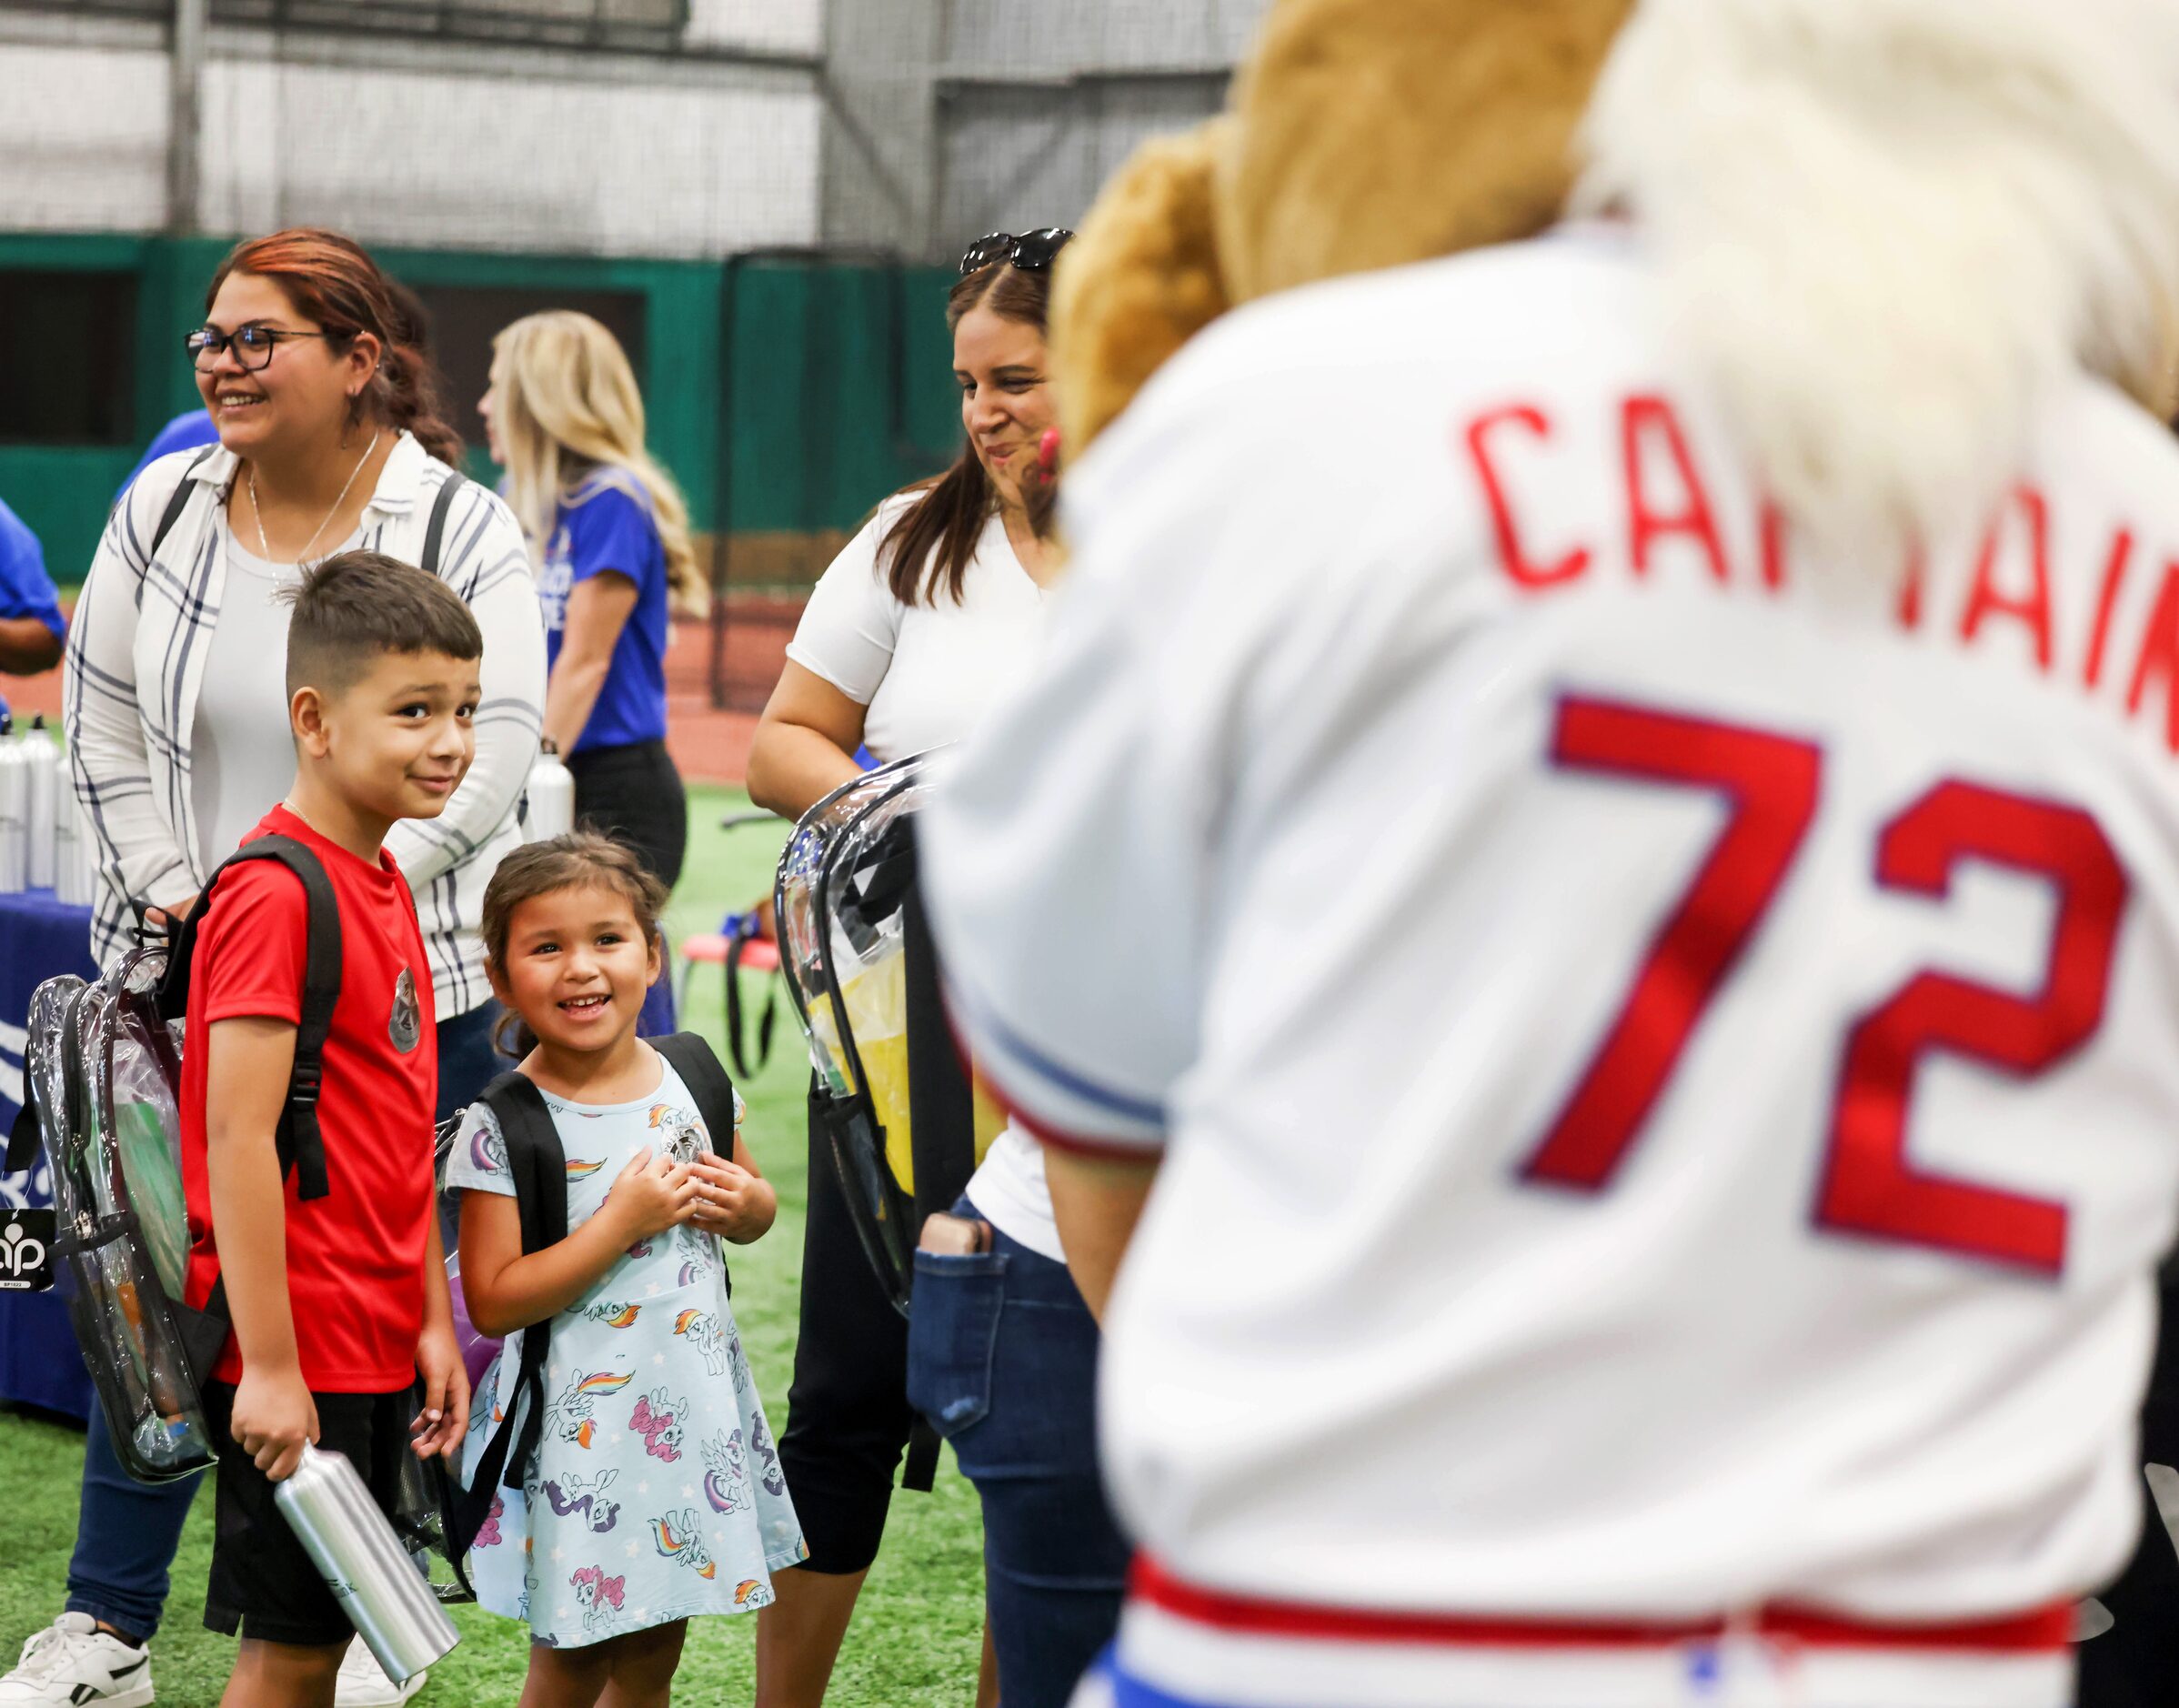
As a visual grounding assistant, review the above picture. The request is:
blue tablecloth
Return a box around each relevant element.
[0,888,96,1420]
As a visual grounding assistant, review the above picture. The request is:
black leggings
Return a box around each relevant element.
[567,738,688,890]
[777,1082,917,1574]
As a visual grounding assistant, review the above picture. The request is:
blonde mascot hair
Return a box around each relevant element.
[491,311,703,611]
[1054,0,2179,546]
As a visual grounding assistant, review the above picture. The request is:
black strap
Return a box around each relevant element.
[723,922,779,1081]
[648,1031,741,1300]
[449,1071,567,1557]
[904,1416,942,1494]
[5,1102,35,1176]
[902,858,977,1240]
[49,1208,139,1261]
[421,475,466,578]
[148,447,220,560]
[650,1032,739,1148]
[899,854,975,1502]
[162,837,342,1203]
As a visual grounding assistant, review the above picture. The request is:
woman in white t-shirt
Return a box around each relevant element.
[747,230,1125,1708]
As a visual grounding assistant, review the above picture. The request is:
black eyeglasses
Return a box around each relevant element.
[959,228,1074,276]
[184,325,332,373]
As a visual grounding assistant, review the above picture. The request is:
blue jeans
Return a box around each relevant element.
[907,1198,1130,1708]
[65,1003,507,1643]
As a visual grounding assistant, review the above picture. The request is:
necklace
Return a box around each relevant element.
[247,429,381,566]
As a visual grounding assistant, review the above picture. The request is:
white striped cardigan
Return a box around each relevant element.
[63,432,547,1017]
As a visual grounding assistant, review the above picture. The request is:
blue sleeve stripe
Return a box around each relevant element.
[952,979,1167,1130]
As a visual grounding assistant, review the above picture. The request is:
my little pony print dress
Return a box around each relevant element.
[447,1057,805,1646]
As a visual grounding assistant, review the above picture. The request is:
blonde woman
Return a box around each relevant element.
[481,311,697,888]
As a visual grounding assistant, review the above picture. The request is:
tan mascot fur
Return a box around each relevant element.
[1046,0,2179,537]
[1048,0,1636,462]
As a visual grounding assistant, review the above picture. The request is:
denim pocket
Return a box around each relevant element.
[905,1250,1007,1437]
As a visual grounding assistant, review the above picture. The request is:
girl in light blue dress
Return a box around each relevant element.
[449,834,803,1706]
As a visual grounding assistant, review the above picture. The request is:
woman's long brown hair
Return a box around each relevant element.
[879,262,1053,607]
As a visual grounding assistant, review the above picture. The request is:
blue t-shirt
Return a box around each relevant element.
[539,474,670,752]
[119,409,220,499]
[0,497,65,723]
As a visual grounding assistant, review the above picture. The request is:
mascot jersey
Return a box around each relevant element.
[924,227,2179,1708]
[447,1060,805,1647]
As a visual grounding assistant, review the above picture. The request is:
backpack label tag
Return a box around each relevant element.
[0,1209,55,1291]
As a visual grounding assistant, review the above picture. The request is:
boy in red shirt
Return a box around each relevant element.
[178,550,481,1707]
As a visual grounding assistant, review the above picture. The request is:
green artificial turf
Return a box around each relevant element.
[0,786,989,1706]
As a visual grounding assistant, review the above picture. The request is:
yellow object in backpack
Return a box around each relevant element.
[808,961,1000,1195]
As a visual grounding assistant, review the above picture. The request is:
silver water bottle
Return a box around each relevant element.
[0,718,27,894]
[526,738,575,841]
[23,713,56,889]
[273,1445,460,1683]
[53,790,88,906]
[55,788,96,908]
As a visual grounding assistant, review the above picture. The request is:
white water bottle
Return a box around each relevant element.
[0,719,26,894]
[23,713,56,889]
[526,738,575,841]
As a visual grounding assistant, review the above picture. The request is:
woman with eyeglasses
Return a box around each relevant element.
[747,227,1127,1708]
[15,227,543,1708]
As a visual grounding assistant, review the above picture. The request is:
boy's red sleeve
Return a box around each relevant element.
[196,862,309,1026]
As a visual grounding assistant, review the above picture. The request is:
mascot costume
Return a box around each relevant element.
[923,1,2179,1705]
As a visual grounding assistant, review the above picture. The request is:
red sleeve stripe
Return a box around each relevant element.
[1002,1098,1163,1160]
[1130,1556,2070,1654]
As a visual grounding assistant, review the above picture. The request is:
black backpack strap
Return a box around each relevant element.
[163,836,342,1202]
[649,1031,742,1299]
[722,922,778,1081]
[5,1103,36,1176]
[421,474,466,579]
[649,1032,739,1150]
[902,866,977,1239]
[450,1072,566,1555]
[899,860,972,1498]
[148,447,221,560]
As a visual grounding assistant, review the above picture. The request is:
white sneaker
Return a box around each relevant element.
[0,1613,154,1708]
[333,1640,425,1707]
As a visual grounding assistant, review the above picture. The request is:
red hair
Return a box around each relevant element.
[207,228,464,467]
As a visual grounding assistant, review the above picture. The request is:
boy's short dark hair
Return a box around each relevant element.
[284,550,484,698]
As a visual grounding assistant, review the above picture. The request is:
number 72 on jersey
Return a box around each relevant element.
[1520,696,2128,1278]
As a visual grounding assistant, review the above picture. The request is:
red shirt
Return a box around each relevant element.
[181,806,437,1392]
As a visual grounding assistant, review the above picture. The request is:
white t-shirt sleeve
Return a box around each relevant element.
[442,1103,517,1197]
[783,507,908,705]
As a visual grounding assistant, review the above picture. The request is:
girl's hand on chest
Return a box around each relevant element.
[599,1147,701,1242]
[688,1155,776,1244]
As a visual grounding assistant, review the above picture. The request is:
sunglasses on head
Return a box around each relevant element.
[959,228,1074,276]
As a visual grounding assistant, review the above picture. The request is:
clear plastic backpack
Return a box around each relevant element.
[23,950,215,1482]
[15,835,344,1483]
[776,751,1001,1313]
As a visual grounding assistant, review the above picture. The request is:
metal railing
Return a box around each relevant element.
[0,0,689,52]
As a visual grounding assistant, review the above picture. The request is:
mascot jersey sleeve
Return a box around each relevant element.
[917,228,2179,1674]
